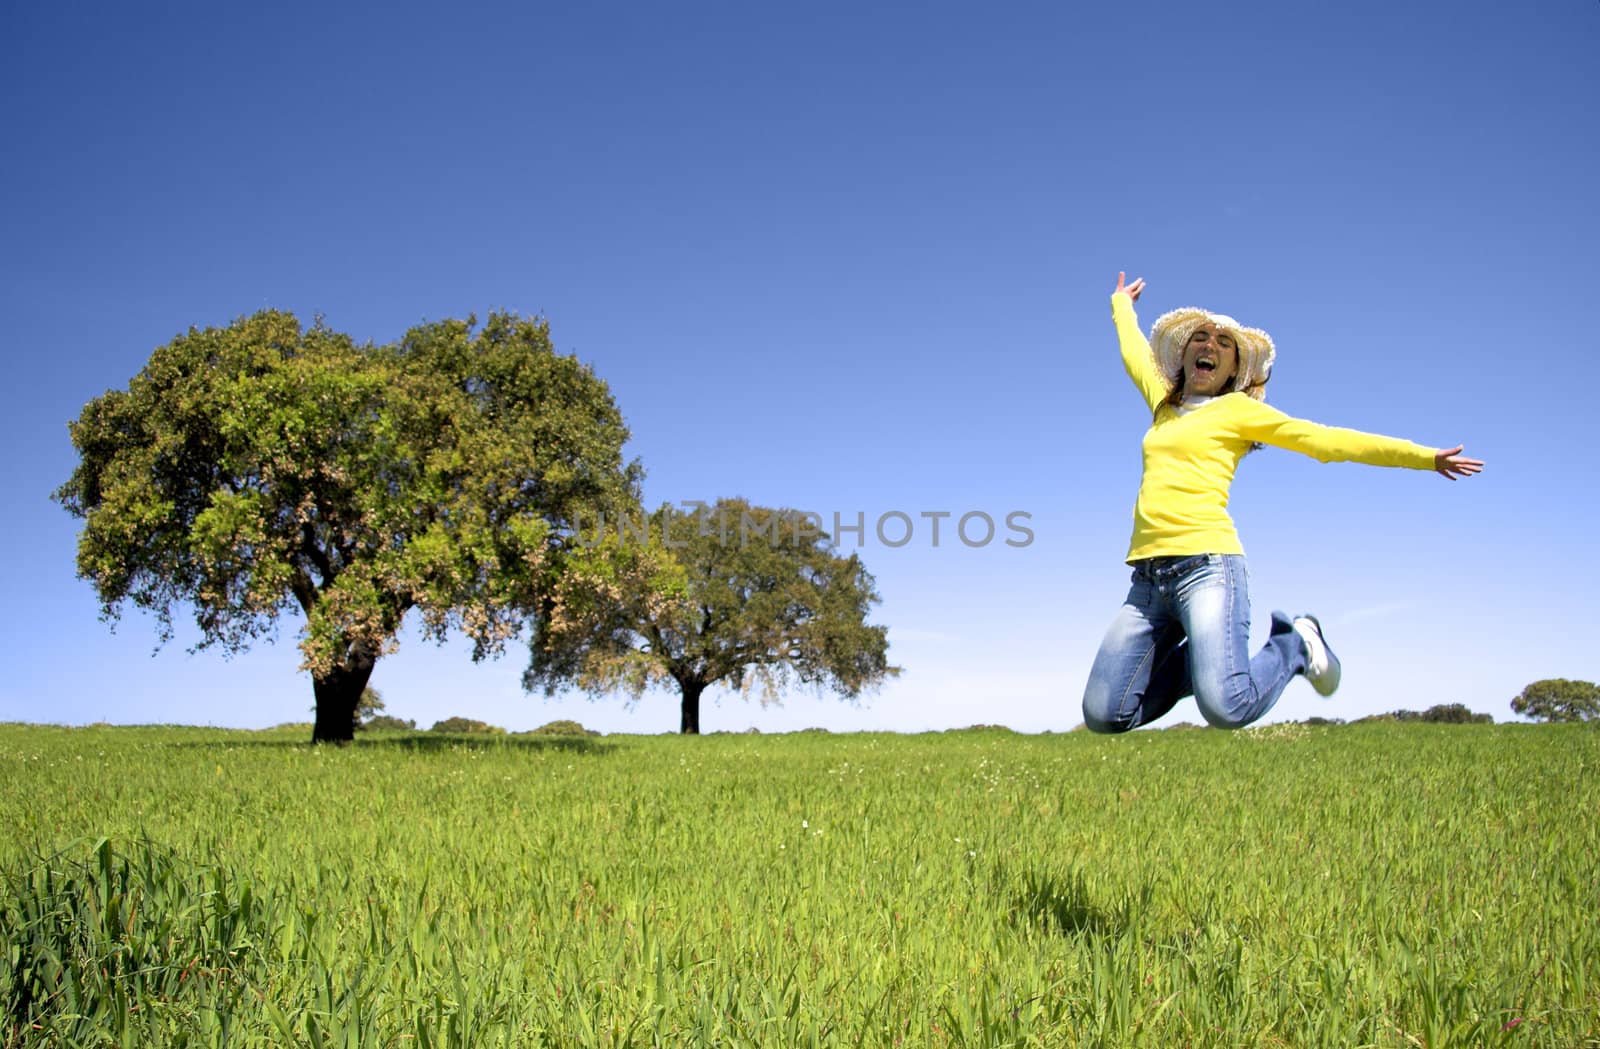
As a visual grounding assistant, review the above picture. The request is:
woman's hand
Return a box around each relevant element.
[1434,446,1484,480]
[1114,272,1145,303]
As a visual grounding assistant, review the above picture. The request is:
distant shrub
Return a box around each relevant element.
[1427,703,1492,724]
[1303,716,1346,726]
[361,715,417,732]
[1388,704,1493,724]
[525,719,599,738]
[795,727,831,734]
[950,724,1015,733]
[429,717,505,735]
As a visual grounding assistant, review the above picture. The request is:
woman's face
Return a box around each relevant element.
[1182,323,1238,397]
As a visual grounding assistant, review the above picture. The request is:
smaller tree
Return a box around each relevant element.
[355,687,385,725]
[526,498,898,734]
[1511,679,1600,723]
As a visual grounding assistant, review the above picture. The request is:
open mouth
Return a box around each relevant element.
[1194,358,1217,374]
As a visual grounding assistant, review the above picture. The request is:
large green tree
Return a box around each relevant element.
[55,310,639,742]
[524,498,898,734]
[1511,679,1600,723]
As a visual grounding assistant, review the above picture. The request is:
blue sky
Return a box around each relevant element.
[3,1,1595,734]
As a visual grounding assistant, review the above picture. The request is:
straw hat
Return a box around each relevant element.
[1150,308,1276,401]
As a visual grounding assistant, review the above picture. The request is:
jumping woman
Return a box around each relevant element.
[1081,273,1483,733]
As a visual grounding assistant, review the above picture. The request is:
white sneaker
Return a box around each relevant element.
[1293,615,1341,697]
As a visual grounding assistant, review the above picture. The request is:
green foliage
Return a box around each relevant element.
[360,715,417,732]
[1387,703,1495,724]
[1,722,1597,1046]
[526,498,899,733]
[54,310,639,741]
[1511,678,1600,722]
[356,687,385,723]
[522,719,600,737]
[347,686,400,733]
[1,837,271,1044]
[428,717,504,735]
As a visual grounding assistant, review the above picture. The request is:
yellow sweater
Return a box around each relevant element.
[1111,293,1437,562]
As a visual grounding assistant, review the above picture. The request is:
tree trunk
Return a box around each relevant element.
[311,650,378,744]
[679,680,705,735]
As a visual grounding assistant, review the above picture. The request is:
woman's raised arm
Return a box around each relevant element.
[1110,271,1168,413]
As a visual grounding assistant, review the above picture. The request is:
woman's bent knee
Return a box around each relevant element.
[1083,714,1134,734]
[1081,693,1136,734]
[1194,684,1261,729]
[1197,706,1256,730]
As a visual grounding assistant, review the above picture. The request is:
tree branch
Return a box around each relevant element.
[299,522,337,586]
[289,567,318,615]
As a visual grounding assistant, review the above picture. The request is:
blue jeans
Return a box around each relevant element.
[1081,554,1309,732]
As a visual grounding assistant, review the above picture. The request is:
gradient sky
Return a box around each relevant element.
[3,1,1595,734]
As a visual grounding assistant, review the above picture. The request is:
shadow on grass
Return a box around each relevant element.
[1007,866,1157,941]
[169,733,617,756]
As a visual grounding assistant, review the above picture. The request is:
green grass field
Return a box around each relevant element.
[2,721,1596,1048]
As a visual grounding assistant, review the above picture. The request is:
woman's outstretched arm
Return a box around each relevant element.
[1233,400,1485,478]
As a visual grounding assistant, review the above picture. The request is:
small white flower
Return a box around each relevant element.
[802,819,809,829]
